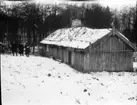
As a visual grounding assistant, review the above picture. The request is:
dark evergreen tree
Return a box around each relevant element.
[104,6,113,28]
[113,16,120,31]
[132,6,137,44]
[0,13,7,42]
[84,4,112,28]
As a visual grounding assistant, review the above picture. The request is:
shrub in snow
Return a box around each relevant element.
[128,97,135,100]
[48,73,51,77]
[66,75,69,77]
[75,99,81,104]
[100,83,104,86]
[83,89,87,92]
[92,77,99,81]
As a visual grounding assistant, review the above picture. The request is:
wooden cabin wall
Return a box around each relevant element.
[41,34,133,72]
[84,53,90,72]
[42,45,58,58]
[56,47,58,59]
[49,46,52,57]
[71,51,75,66]
[63,49,69,64]
[99,35,133,52]
[58,47,62,60]
[83,51,133,72]
[60,47,64,62]
[72,51,85,72]
[52,47,56,58]
[43,45,86,72]
[40,45,47,56]
[84,35,134,72]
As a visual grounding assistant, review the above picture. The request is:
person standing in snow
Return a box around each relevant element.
[25,43,30,57]
[19,42,24,56]
[11,41,18,56]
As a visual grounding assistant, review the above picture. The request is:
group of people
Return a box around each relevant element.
[11,41,30,57]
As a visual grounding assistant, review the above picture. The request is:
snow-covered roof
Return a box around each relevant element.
[41,27,111,49]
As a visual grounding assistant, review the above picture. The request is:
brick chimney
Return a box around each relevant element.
[71,19,82,27]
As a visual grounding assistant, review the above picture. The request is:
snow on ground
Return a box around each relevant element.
[1,54,137,105]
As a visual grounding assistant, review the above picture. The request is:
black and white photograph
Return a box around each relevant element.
[0,0,137,105]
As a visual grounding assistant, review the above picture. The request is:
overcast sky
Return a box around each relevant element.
[34,0,136,8]
[99,0,136,9]
[3,0,137,10]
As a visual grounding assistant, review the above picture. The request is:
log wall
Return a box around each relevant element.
[42,35,134,72]
[84,35,134,72]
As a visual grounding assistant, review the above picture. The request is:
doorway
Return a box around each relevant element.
[68,51,71,65]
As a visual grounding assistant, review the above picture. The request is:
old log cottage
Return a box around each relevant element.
[40,27,135,72]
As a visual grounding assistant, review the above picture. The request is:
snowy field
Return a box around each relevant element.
[1,54,137,105]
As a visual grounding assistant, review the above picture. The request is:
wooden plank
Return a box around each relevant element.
[41,33,134,72]
[72,51,75,67]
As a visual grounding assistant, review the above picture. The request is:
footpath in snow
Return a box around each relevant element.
[1,54,137,105]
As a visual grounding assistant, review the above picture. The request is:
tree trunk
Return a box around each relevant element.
[27,28,31,45]
[32,28,35,54]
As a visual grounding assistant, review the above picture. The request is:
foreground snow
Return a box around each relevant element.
[1,54,137,105]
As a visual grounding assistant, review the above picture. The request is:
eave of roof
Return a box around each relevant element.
[41,40,90,49]
[40,27,135,51]
[115,30,136,51]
